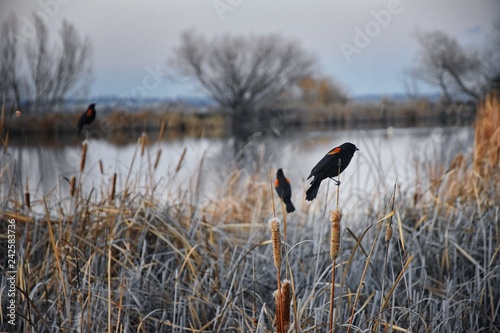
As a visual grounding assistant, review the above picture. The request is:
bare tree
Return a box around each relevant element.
[484,19,500,93]
[412,29,497,103]
[0,14,92,114]
[170,31,314,141]
[0,16,26,109]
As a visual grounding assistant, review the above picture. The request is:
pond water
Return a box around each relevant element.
[2,126,474,211]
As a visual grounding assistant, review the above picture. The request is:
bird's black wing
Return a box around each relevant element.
[307,147,341,179]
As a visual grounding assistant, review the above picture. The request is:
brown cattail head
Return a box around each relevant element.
[158,119,166,141]
[269,218,282,270]
[140,132,148,157]
[330,209,342,260]
[252,316,258,331]
[70,176,76,197]
[281,279,291,331]
[385,223,393,244]
[24,191,30,209]
[110,173,117,202]
[154,149,162,170]
[80,142,88,172]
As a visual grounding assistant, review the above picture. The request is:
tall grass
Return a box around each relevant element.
[1,95,499,332]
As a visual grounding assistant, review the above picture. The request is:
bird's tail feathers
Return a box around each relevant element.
[305,178,322,201]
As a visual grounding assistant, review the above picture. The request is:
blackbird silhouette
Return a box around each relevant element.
[305,142,359,201]
[77,103,96,136]
[274,168,295,213]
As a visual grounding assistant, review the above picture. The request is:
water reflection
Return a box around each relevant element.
[3,127,473,209]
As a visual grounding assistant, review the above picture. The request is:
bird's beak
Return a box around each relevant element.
[356,148,360,151]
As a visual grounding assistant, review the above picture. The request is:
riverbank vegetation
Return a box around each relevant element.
[0,94,498,332]
[5,95,475,148]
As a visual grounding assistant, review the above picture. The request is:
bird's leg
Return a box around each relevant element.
[329,177,341,186]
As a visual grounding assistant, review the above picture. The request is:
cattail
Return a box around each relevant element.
[110,173,117,202]
[158,119,166,141]
[281,279,291,332]
[330,209,342,260]
[385,223,393,244]
[140,132,148,157]
[70,176,76,197]
[269,218,282,270]
[80,142,88,172]
[252,316,258,331]
[24,191,30,209]
[154,149,162,170]
[175,147,187,173]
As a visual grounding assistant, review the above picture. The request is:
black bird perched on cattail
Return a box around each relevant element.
[77,103,96,136]
[274,168,295,213]
[305,142,359,201]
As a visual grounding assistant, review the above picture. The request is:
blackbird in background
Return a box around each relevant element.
[77,103,96,136]
[274,168,295,213]
[305,142,359,201]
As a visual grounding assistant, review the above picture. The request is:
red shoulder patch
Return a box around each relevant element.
[86,109,93,117]
[328,147,341,155]
[286,178,291,184]
[274,179,279,187]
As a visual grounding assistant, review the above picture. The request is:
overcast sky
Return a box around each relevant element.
[1,0,499,99]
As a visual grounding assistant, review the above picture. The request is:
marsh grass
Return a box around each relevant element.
[1,95,499,332]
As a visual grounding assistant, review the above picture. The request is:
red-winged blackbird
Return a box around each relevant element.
[305,142,359,201]
[275,168,295,213]
[77,103,96,136]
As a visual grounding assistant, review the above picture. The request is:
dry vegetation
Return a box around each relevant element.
[1,95,499,332]
[5,108,226,147]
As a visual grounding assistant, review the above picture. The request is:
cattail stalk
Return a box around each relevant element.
[80,142,88,173]
[329,208,342,333]
[329,165,342,333]
[273,290,282,333]
[270,217,284,332]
